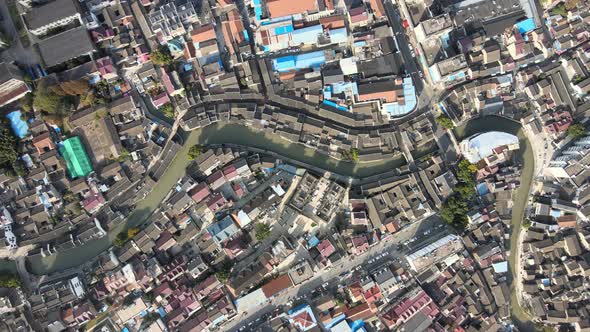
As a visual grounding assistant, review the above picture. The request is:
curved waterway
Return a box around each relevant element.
[6,123,406,275]
[1,116,537,332]
[454,115,536,332]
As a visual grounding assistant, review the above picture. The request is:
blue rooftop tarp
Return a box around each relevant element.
[322,100,349,112]
[517,18,535,34]
[7,111,29,138]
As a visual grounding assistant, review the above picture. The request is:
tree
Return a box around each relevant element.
[567,123,586,138]
[0,273,21,288]
[255,223,271,241]
[436,115,454,130]
[0,123,18,170]
[33,80,69,115]
[522,218,531,229]
[343,148,360,162]
[160,103,175,119]
[150,47,173,66]
[113,231,129,247]
[188,145,203,160]
[457,159,477,184]
[215,261,234,282]
[440,195,469,228]
[551,3,567,16]
[19,93,34,112]
[127,227,140,239]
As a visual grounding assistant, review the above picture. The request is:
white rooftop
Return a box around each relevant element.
[460,131,519,162]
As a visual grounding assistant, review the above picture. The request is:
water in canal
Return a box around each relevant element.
[0,117,538,332]
[15,123,407,275]
[455,115,536,332]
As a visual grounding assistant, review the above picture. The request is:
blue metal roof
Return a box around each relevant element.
[291,24,322,45]
[517,18,535,34]
[272,51,326,72]
[275,24,294,35]
[329,28,348,43]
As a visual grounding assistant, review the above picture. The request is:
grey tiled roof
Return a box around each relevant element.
[37,27,95,67]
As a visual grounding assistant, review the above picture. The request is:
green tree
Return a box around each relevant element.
[150,47,174,66]
[0,273,21,288]
[19,93,34,112]
[127,227,140,239]
[113,231,129,247]
[440,195,469,228]
[567,123,586,138]
[33,80,68,115]
[255,223,271,241]
[343,148,360,162]
[0,123,18,170]
[215,261,234,283]
[436,115,454,130]
[188,145,203,160]
[457,159,477,184]
[160,103,175,118]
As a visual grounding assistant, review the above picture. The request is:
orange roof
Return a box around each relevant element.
[266,0,318,18]
[319,15,346,29]
[222,10,246,54]
[191,24,216,43]
[358,90,397,103]
[346,302,374,321]
[261,274,293,297]
[370,0,385,18]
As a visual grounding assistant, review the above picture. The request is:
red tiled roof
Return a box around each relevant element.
[266,0,318,18]
[191,24,216,43]
[261,274,293,297]
[189,182,210,203]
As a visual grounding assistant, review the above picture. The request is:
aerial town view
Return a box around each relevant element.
[0,0,590,331]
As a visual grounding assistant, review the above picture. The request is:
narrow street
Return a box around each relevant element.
[225,215,447,332]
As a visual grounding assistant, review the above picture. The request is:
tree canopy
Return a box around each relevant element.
[161,103,175,118]
[150,47,174,66]
[188,145,203,160]
[436,115,455,130]
[440,195,469,227]
[0,122,21,176]
[33,80,72,116]
[440,159,478,229]
[568,123,586,138]
[0,273,21,288]
[215,261,234,283]
[255,223,271,241]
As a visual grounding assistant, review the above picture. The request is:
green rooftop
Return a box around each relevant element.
[60,136,93,178]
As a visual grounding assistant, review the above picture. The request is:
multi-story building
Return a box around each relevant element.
[23,0,82,36]
[0,62,30,107]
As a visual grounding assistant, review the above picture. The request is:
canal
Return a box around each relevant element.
[13,123,407,275]
[454,115,536,332]
[1,117,537,332]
